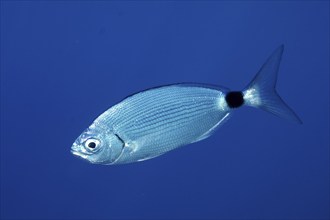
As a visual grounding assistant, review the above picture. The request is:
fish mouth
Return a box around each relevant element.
[71,144,88,159]
[71,149,88,159]
[71,149,79,155]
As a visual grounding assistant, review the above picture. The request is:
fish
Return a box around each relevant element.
[71,45,302,165]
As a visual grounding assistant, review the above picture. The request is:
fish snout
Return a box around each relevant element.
[71,142,80,153]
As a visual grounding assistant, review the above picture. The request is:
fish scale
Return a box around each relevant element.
[94,86,228,163]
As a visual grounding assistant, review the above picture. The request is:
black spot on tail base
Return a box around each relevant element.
[225,91,244,108]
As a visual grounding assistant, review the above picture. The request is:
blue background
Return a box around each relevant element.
[1,1,329,219]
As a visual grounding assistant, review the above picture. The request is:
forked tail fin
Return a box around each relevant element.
[242,45,302,124]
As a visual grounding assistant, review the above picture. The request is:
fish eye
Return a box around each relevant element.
[85,138,100,150]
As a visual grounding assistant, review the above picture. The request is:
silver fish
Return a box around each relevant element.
[71,45,302,165]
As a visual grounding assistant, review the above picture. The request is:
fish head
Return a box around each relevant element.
[71,124,123,164]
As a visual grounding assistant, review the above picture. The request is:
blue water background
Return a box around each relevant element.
[1,2,329,219]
